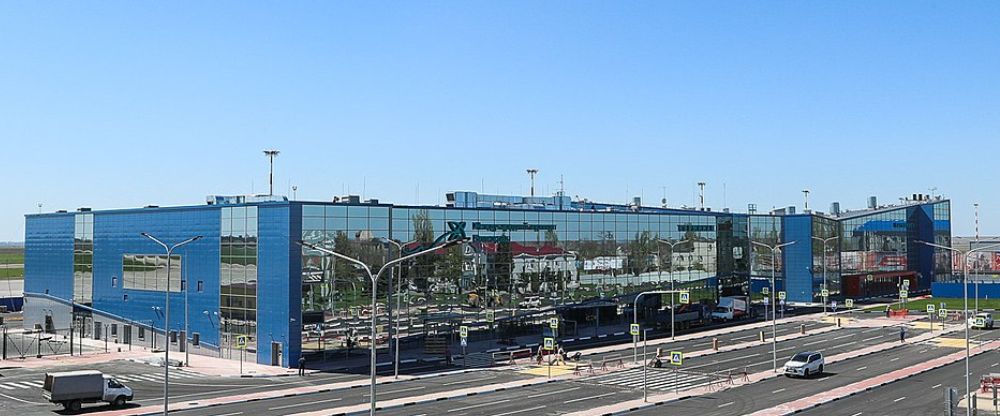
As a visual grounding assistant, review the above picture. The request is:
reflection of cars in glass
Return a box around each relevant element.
[784,351,824,378]
[519,296,542,308]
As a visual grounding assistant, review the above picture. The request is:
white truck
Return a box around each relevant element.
[43,370,133,412]
[712,296,751,322]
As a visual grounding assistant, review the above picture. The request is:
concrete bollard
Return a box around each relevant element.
[837,318,841,327]
[759,330,765,343]
[800,324,806,334]
[712,337,719,351]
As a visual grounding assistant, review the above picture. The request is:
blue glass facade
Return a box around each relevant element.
[23,196,951,367]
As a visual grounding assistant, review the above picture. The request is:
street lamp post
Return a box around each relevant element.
[140,233,202,416]
[918,240,1000,415]
[298,237,469,416]
[632,289,684,364]
[377,237,405,379]
[811,236,838,314]
[751,240,796,373]
[656,239,691,341]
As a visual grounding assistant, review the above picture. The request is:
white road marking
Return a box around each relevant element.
[718,402,735,408]
[893,396,906,403]
[851,412,864,416]
[932,383,942,389]
[363,386,426,397]
[862,336,882,342]
[8,382,33,389]
[890,357,900,362]
[212,413,244,416]
[564,392,616,404]
[832,334,853,340]
[268,397,342,411]
[490,405,546,416]
[856,367,868,371]
[525,387,580,399]
[772,388,786,394]
[0,392,48,405]
[449,399,511,412]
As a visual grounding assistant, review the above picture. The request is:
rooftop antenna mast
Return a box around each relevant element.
[263,149,280,196]
[526,169,539,198]
[802,189,810,211]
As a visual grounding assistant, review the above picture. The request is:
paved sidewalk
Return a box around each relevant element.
[746,339,1000,415]
[565,322,963,416]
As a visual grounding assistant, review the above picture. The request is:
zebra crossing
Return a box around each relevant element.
[0,371,209,391]
[110,371,209,384]
[578,367,712,392]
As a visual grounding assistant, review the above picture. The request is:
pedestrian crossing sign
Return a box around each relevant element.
[778,291,786,301]
[927,304,936,314]
[939,308,948,318]
[670,351,683,366]
[235,335,248,350]
[460,326,469,339]
[543,337,555,351]
[845,299,854,308]
[630,323,640,336]
[679,291,690,305]
[821,289,829,298]
[900,290,908,299]
[486,309,495,323]
[762,287,769,295]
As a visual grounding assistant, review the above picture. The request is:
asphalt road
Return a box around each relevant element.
[796,333,1000,416]
[170,369,533,416]
[629,328,1000,416]
[360,322,925,416]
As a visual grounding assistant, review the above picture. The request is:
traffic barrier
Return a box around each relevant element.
[492,347,532,366]
[800,324,806,334]
[759,330,765,342]
[712,337,719,351]
[573,361,595,376]
[981,373,1000,393]
[600,354,624,371]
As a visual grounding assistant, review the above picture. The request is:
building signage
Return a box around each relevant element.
[677,224,715,232]
[472,222,556,232]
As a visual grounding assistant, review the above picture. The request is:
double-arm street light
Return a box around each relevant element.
[918,240,1000,415]
[376,237,405,379]
[751,240,796,373]
[811,235,839,314]
[140,233,202,416]
[655,239,691,341]
[298,236,469,416]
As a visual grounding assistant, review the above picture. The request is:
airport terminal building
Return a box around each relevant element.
[23,191,951,367]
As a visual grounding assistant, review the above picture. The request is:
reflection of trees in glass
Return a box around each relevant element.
[627,231,656,277]
[435,245,465,294]
[410,210,435,293]
[544,229,559,246]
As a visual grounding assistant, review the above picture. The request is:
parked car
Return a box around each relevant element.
[783,351,824,378]
[43,370,133,412]
[970,312,995,329]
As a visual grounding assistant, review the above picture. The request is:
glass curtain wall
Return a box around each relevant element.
[812,217,841,297]
[220,206,258,355]
[932,201,953,279]
[299,204,729,356]
[749,216,784,290]
[73,213,94,305]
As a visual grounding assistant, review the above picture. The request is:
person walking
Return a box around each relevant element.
[899,326,905,343]
[298,356,307,376]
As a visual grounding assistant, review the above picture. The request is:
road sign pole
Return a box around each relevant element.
[642,329,648,402]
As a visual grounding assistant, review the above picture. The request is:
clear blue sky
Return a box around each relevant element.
[2,1,998,241]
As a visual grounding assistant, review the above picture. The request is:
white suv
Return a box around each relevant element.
[784,351,824,378]
[970,312,995,329]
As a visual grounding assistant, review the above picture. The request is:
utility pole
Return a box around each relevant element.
[527,169,538,198]
[263,149,280,196]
